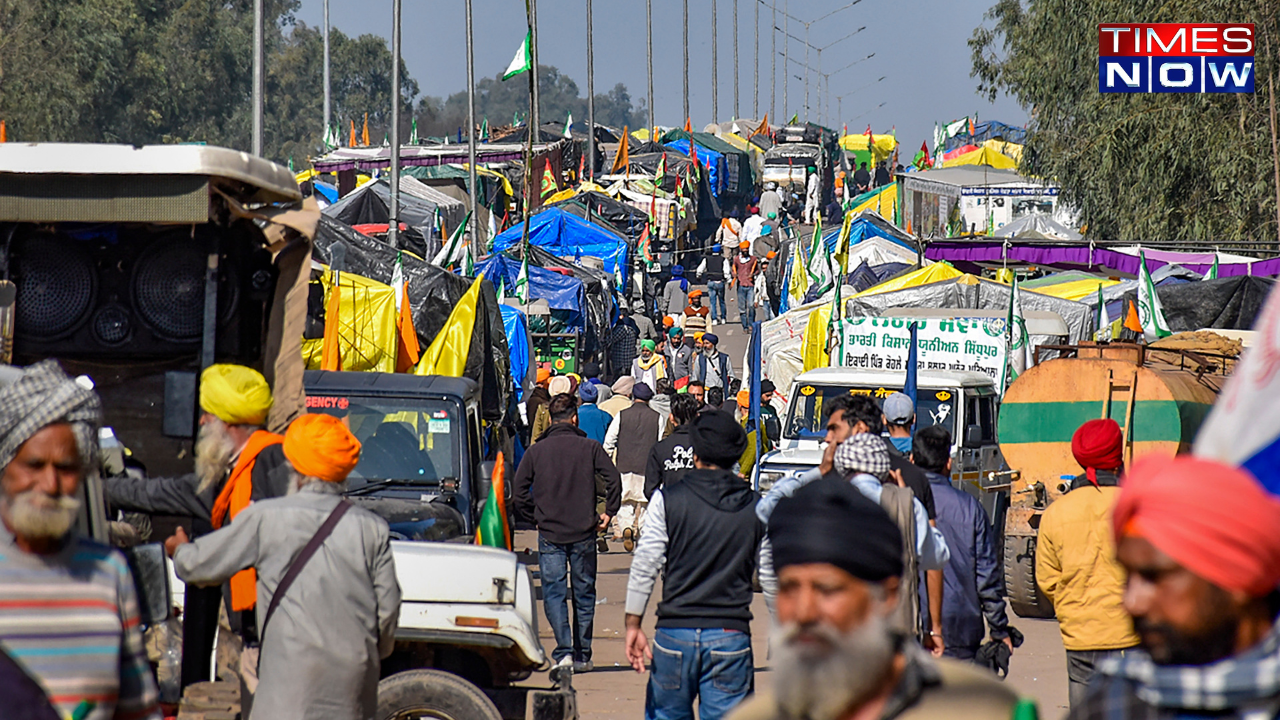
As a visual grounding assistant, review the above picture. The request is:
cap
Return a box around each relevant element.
[882,392,915,425]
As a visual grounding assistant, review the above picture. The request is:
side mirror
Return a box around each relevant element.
[163,371,197,439]
[964,424,984,449]
[123,543,171,626]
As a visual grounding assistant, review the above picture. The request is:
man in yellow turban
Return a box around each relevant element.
[167,414,399,720]
[104,363,290,690]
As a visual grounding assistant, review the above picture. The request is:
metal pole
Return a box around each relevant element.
[646,0,654,133]
[530,0,540,131]
[465,0,479,254]
[252,0,263,155]
[782,0,788,118]
[389,0,401,248]
[753,0,759,119]
[770,2,776,119]
[587,0,596,181]
[323,0,331,139]
[804,24,810,121]
[683,0,689,124]
[711,0,718,122]
[733,0,739,120]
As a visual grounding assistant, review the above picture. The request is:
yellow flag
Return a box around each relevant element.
[415,277,484,377]
[788,239,809,307]
[320,270,342,371]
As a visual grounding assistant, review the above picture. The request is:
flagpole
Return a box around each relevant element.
[646,0,655,134]
[733,0,739,120]
[388,0,402,248]
[587,0,596,182]
[770,2,776,120]
[711,0,718,122]
[465,0,480,255]
[753,0,759,119]
[252,0,263,155]
[682,0,689,125]
[530,0,540,131]
[521,3,535,258]
[322,0,331,141]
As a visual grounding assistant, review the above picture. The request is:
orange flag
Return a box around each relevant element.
[0,120,6,143]
[395,285,421,372]
[610,126,630,175]
[1123,300,1143,333]
[320,271,342,371]
[752,114,769,137]
[362,114,371,146]
[684,117,692,133]
[349,120,357,147]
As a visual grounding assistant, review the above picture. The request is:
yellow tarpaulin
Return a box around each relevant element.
[415,276,484,377]
[839,133,898,156]
[946,146,1017,170]
[850,183,897,218]
[801,305,835,371]
[984,140,1022,162]
[854,262,964,297]
[1031,277,1119,302]
[295,169,319,183]
[545,187,578,204]
[302,270,398,373]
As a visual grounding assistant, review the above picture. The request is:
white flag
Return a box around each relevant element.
[515,250,530,303]
[391,252,407,313]
[1001,274,1031,394]
[1094,284,1112,342]
[1137,250,1172,341]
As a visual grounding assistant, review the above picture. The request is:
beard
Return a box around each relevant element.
[195,418,238,493]
[772,615,898,720]
[1,487,81,541]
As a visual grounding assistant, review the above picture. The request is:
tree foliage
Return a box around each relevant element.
[970,0,1280,243]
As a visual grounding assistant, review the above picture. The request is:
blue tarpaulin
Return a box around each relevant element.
[474,254,589,332]
[822,215,916,253]
[490,208,629,275]
[665,139,726,197]
[499,304,532,401]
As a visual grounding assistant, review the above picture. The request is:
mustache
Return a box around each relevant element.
[3,489,81,540]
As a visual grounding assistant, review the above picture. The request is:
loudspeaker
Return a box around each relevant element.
[10,223,275,361]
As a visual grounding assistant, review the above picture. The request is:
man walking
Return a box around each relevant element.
[644,393,702,499]
[104,363,286,689]
[576,383,612,445]
[0,361,161,720]
[1038,419,1138,706]
[682,290,710,336]
[664,327,694,382]
[168,414,400,720]
[631,340,668,390]
[697,248,730,327]
[729,480,1016,720]
[803,167,820,224]
[731,242,759,330]
[514,395,622,671]
[1069,455,1280,719]
[913,426,1012,662]
[608,306,641,382]
[604,383,662,551]
[600,376,635,417]
[625,411,766,720]
[692,333,734,394]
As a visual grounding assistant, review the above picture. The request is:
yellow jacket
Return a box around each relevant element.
[1036,484,1139,651]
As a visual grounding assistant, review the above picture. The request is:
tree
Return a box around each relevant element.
[970,0,1280,243]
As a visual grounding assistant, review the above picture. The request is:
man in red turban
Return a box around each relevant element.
[1037,418,1138,708]
[1066,455,1280,720]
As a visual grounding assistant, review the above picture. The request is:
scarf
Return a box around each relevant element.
[637,353,666,377]
[1098,623,1280,711]
[211,430,283,611]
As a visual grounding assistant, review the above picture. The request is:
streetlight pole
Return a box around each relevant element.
[782,0,788,118]
[587,0,596,180]
[465,0,479,253]
[733,0,739,121]
[252,0,263,155]
[323,0,330,143]
[753,0,759,119]
[647,0,654,133]
[389,0,401,248]
[683,0,689,124]
[770,2,776,120]
[711,0,718,122]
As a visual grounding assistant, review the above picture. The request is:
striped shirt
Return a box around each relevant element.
[0,529,160,720]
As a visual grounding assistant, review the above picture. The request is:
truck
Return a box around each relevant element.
[754,367,1005,511]
[0,144,572,720]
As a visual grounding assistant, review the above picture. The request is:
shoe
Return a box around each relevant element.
[622,527,636,553]
[573,660,594,673]
[597,537,610,553]
[554,656,573,670]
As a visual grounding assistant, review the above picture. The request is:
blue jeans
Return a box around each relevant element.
[736,286,756,330]
[706,280,727,322]
[538,535,597,663]
[645,628,753,720]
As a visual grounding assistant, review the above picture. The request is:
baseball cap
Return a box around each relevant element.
[882,392,915,425]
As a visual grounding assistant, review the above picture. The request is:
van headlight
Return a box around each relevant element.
[757,470,786,491]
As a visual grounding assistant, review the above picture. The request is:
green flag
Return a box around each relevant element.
[515,246,531,303]
[475,452,510,549]
[481,117,489,141]
[1001,274,1030,394]
[1137,250,1173,341]
[789,113,799,124]
[1094,284,1113,342]
[1205,253,1219,280]
[564,111,573,138]
[503,30,533,81]
[409,118,419,145]
[431,209,473,269]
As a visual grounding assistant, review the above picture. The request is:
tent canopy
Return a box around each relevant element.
[499,304,532,400]
[1030,277,1120,302]
[663,138,726,197]
[994,213,1080,241]
[474,253,588,332]
[854,262,964,297]
[322,178,444,259]
[660,129,755,198]
[1120,275,1275,333]
[490,207,629,275]
[945,146,1018,170]
[849,183,899,220]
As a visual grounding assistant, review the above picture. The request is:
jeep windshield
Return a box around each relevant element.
[307,396,461,487]
[785,384,959,440]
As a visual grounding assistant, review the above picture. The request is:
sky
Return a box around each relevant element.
[293,0,1027,151]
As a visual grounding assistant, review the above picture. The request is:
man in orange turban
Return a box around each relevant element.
[1066,456,1280,720]
[168,413,397,720]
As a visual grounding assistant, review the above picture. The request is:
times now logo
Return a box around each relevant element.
[1099,24,1254,93]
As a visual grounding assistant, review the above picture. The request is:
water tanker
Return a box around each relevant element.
[996,342,1230,618]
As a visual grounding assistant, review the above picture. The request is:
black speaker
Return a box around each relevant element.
[10,224,274,361]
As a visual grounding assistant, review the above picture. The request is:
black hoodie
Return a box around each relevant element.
[656,468,763,632]
[513,422,622,544]
[644,424,696,499]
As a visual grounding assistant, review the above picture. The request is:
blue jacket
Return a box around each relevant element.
[921,470,1009,658]
[577,403,612,445]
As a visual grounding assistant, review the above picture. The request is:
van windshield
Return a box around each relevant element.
[785,384,960,440]
[306,395,461,485]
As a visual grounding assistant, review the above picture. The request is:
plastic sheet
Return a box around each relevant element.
[302,270,398,373]
[500,304,533,401]
[1118,276,1275,332]
[490,208,629,276]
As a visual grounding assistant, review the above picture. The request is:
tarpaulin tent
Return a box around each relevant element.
[946,146,1018,169]
[818,211,918,255]
[845,273,1094,343]
[994,213,1081,241]
[839,133,898,167]
[1031,277,1120,302]
[854,262,964,297]
[941,120,1027,154]
[311,216,511,421]
[848,183,898,218]
[1117,276,1275,332]
[322,179,444,259]
[302,271,398,373]
[924,239,1280,278]
[491,207,629,275]
[399,176,467,224]
[1022,271,1104,289]
[663,139,727,197]
[984,139,1023,162]
[525,244,617,350]
[660,129,756,199]
[402,164,513,214]
[546,190,650,242]
[474,253,589,334]
[847,259,912,294]
[500,304,533,401]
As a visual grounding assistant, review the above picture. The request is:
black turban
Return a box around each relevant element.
[768,478,904,582]
[690,410,747,469]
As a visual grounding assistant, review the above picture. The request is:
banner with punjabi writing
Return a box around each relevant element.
[832,315,1009,389]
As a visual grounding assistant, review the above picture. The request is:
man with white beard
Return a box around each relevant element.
[0,360,161,720]
[728,479,1017,720]
[104,364,288,689]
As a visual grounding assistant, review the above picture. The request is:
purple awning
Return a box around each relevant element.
[924,240,1280,278]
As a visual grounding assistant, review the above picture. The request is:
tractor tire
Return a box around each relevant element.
[1004,534,1056,619]
[377,669,502,720]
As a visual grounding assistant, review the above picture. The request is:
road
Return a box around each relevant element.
[518,530,1070,719]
